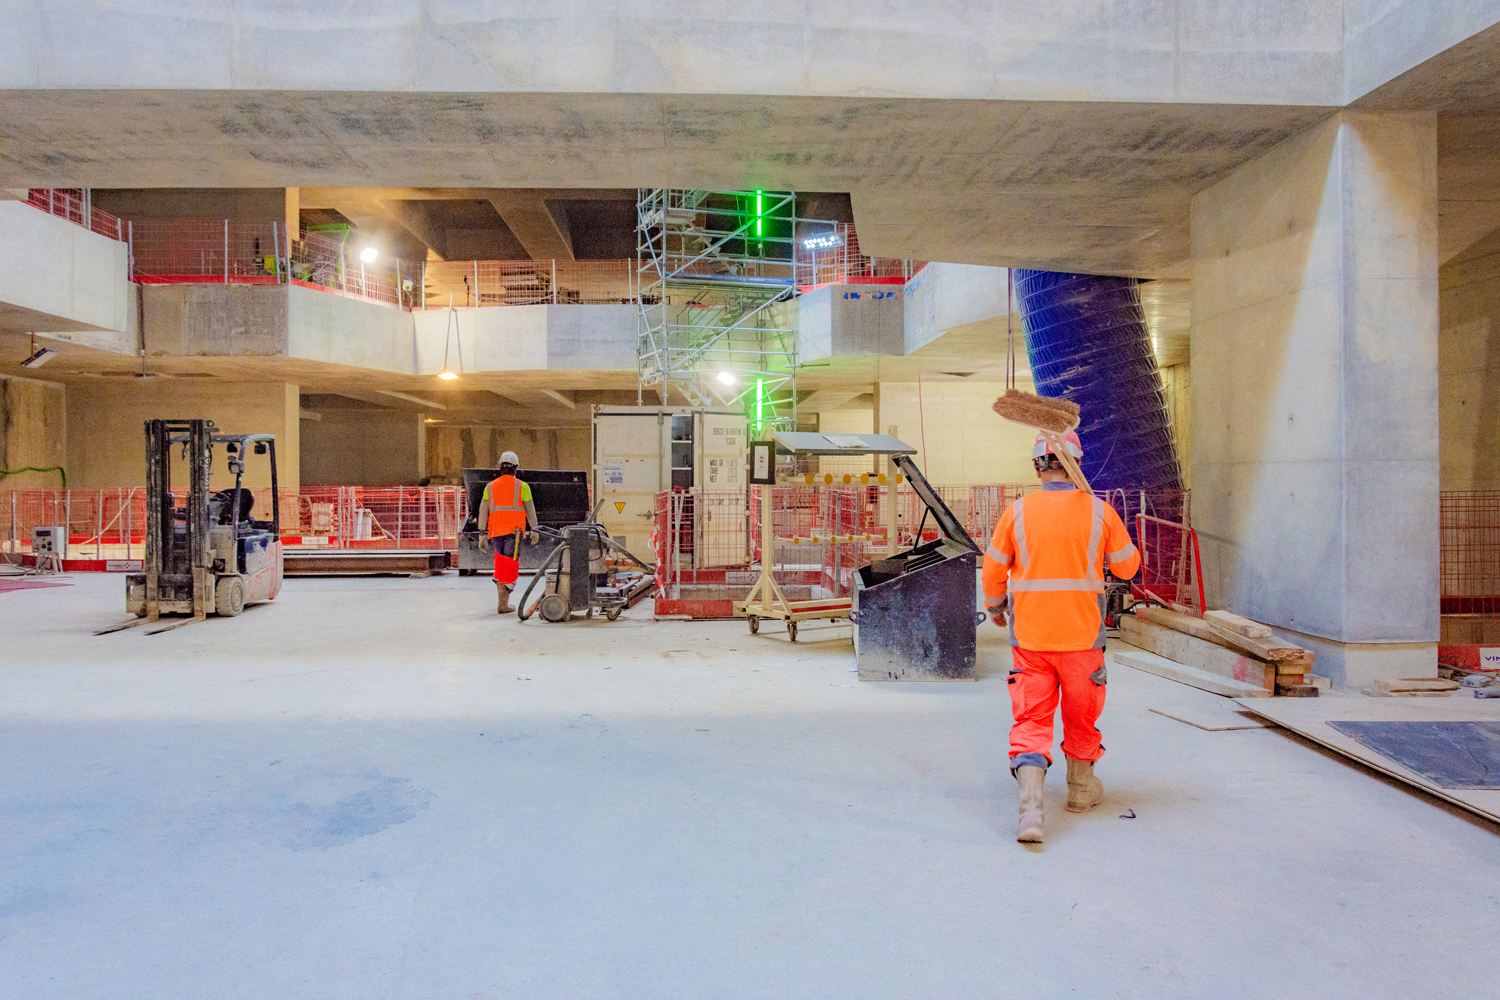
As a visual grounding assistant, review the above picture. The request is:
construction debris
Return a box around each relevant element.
[1115,649,1271,698]
[1367,677,1460,697]
[1118,606,1318,697]
[1118,615,1275,690]
[1204,610,1272,638]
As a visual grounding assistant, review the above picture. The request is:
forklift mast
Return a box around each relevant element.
[145,418,213,622]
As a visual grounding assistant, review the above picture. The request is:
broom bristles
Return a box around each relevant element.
[991,389,1079,434]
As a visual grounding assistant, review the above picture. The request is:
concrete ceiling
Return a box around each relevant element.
[0,91,1340,278]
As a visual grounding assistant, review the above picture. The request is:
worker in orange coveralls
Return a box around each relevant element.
[982,430,1141,843]
[477,451,539,615]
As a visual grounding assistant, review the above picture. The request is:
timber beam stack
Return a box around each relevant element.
[1117,606,1325,697]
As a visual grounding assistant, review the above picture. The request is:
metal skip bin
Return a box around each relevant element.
[458,468,591,574]
[852,453,982,682]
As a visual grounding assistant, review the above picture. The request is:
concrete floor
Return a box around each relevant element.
[2,573,1497,999]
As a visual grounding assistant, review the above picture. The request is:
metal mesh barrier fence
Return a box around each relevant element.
[26,189,126,241]
[794,222,926,288]
[3,486,466,566]
[422,260,634,307]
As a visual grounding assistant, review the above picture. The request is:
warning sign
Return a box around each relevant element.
[614,502,627,513]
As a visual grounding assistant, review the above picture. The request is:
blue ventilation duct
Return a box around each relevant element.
[1013,270,1182,492]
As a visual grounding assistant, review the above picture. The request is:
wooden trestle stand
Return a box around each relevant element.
[734,432,918,642]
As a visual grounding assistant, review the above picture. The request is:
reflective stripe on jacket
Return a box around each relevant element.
[981,484,1142,651]
[486,475,527,537]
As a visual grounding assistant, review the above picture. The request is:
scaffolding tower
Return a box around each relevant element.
[637,188,810,435]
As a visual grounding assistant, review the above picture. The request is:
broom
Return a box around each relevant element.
[991,388,1091,492]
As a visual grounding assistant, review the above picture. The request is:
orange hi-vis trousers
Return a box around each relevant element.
[1007,646,1107,769]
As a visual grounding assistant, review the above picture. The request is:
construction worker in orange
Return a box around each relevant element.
[982,430,1141,843]
[476,451,539,614]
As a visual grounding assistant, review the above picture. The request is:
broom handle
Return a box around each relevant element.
[1042,430,1092,493]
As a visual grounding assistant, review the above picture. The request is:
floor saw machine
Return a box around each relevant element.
[516,507,654,623]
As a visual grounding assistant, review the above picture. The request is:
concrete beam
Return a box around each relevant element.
[539,389,574,409]
[377,389,447,410]
[485,191,573,261]
[798,389,868,412]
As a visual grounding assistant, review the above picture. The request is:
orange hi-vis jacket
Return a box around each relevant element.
[981,483,1142,652]
[486,475,527,537]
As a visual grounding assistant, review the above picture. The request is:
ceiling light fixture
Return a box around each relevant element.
[20,333,57,369]
[717,371,735,384]
[360,246,379,263]
[438,294,464,381]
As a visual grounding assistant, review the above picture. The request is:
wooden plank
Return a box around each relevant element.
[1233,696,1500,824]
[1373,677,1460,693]
[1206,622,1314,665]
[1119,616,1275,690]
[1115,650,1272,698]
[1148,706,1275,731]
[1205,609,1273,638]
[1134,606,1311,666]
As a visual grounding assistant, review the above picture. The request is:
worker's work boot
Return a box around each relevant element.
[1015,766,1046,843]
[496,582,513,614]
[1065,757,1104,813]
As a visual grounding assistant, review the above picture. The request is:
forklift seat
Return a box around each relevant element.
[212,489,256,525]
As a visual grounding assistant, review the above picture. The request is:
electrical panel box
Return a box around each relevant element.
[31,526,67,556]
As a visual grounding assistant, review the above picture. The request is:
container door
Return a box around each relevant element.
[695,411,750,568]
[593,411,666,553]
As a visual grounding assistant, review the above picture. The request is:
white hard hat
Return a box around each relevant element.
[1031,430,1083,460]
[499,451,520,466]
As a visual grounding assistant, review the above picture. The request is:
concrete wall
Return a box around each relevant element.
[65,380,299,491]
[1438,229,1500,489]
[412,304,636,375]
[1191,109,1439,687]
[137,285,638,376]
[425,426,590,481]
[288,286,411,372]
[300,409,423,487]
[144,283,288,358]
[91,188,284,221]
[871,380,1040,485]
[1160,363,1192,490]
[1344,0,1500,102]
[903,264,1011,356]
[0,201,131,336]
[797,284,904,362]
[0,373,66,489]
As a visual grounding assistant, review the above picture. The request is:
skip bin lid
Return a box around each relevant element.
[892,454,979,553]
[770,431,917,456]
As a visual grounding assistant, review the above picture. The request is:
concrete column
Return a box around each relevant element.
[285,188,299,237]
[1190,110,1439,689]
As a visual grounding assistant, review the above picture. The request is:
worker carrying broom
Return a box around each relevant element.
[982,429,1141,843]
[477,451,539,614]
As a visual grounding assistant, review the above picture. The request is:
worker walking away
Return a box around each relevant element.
[982,430,1141,843]
[476,451,539,614]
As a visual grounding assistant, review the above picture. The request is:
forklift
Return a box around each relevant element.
[99,419,283,634]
